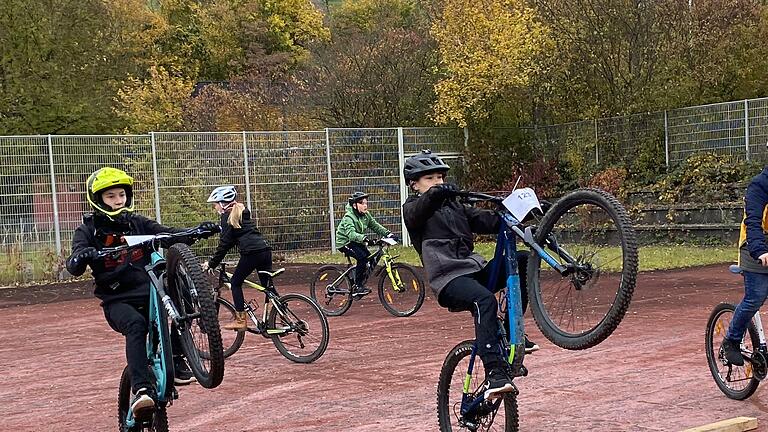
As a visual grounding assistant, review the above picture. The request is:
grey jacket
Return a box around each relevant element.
[402,186,500,298]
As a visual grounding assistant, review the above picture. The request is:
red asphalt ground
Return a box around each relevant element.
[1,263,767,431]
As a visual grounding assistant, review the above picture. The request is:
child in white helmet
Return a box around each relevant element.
[201,186,272,330]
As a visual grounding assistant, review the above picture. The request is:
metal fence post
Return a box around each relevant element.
[745,100,751,162]
[242,131,255,222]
[594,118,599,165]
[47,134,62,255]
[397,127,410,247]
[150,132,162,223]
[664,110,670,170]
[325,128,336,252]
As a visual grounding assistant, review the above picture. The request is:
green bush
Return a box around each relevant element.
[651,153,759,203]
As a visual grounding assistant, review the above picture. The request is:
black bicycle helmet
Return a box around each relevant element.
[403,149,450,182]
[348,191,369,205]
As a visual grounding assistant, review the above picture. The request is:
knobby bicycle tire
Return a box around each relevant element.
[117,366,169,432]
[166,243,224,389]
[528,187,638,350]
[437,340,519,432]
[705,302,761,400]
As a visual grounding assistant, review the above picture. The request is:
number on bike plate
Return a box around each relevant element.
[502,187,541,221]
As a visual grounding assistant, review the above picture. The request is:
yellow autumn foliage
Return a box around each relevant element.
[431,0,551,126]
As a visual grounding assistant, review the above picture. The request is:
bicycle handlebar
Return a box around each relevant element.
[456,190,504,205]
[95,228,217,258]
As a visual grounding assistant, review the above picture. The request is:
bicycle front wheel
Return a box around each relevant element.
[166,243,224,389]
[267,293,330,363]
[310,265,353,316]
[378,264,425,317]
[705,302,761,400]
[214,296,246,359]
[437,340,518,432]
[528,187,638,350]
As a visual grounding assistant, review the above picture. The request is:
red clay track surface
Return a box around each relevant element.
[1,264,766,431]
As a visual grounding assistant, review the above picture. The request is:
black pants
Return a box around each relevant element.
[339,242,370,286]
[230,249,273,311]
[437,252,529,370]
[104,297,183,393]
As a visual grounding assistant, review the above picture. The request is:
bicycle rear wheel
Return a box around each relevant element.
[166,243,224,389]
[528,188,638,350]
[437,340,518,431]
[378,264,425,317]
[268,293,330,363]
[705,302,761,400]
[118,366,168,432]
[310,265,353,316]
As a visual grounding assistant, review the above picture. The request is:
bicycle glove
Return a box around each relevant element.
[75,247,98,263]
[67,247,97,276]
[433,183,461,198]
[196,222,220,237]
[386,233,401,243]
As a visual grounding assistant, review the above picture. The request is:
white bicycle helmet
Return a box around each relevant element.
[207,185,237,203]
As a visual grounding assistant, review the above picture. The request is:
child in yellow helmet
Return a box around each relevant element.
[66,167,218,419]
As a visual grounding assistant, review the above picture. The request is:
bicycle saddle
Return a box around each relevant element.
[258,268,285,278]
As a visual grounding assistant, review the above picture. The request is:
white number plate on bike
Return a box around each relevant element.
[124,235,155,246]
[502,188,542,221]
[381,237,397,246]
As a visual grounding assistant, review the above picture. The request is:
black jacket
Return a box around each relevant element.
[208,208,270,269]
[403,186,499,297]
[66,213,188,305]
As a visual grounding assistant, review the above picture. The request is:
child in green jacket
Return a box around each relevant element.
[335,191,397,295]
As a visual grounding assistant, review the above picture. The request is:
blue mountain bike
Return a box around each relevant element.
[98,229,224,432]
[436,188,638,431]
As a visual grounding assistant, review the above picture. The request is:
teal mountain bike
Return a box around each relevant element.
[437,188,638,431]
[102,229,224,432]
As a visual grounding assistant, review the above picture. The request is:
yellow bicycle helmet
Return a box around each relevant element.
[86,167,135,219]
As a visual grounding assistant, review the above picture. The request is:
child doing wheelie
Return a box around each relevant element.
[66,167,218,419]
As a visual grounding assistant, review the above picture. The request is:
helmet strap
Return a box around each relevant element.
[218,200,237,214]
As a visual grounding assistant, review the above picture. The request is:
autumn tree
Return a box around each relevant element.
[303,0,439,127]
[0,0,135,134]
[430,0,551,127]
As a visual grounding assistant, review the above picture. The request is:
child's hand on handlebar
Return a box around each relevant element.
[196,222,221,237]
[73,247,98,264]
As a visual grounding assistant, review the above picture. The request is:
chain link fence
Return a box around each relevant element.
[0,128,464,285]
[523,97,768,169]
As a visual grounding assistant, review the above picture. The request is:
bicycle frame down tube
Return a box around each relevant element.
[148,250,170,402]
[502,228,525,368]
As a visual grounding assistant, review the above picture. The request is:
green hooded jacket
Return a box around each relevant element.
[335,203,391,248]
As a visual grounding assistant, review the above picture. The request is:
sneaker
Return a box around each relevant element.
[721,337,745,366]
[525,335,540,354]
[352,285,371,296]
[174,357,197,385]
[130,387,155,420]
[483,368,516,400]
